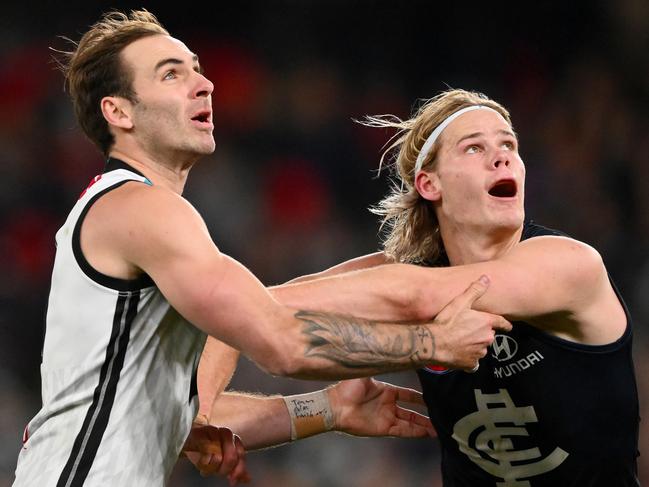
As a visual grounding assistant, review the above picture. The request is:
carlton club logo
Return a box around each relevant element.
[491,335,518,362]
[453,389,569,486]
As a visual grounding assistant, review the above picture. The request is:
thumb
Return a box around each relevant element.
[443,275,490,313]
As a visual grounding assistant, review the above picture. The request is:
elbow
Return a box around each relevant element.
[242,308,320,378]
[253,335,309,378]
[387,289,423,321]
[259,341,331,380]
[259,354,299,378]
[391,266,435,320]
[412,300,435,321]
[405,286,436,321]
[260,353,314,379]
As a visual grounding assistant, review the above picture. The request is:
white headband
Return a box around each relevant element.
[414,105,498,174]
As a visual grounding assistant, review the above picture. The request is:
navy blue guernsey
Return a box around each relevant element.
[417,221,640,486]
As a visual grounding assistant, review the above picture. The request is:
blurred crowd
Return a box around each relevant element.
[1,1,648,485]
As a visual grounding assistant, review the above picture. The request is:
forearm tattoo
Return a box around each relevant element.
[295,310,435,370]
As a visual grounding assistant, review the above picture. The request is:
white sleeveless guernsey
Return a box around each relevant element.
[14,160,206,486]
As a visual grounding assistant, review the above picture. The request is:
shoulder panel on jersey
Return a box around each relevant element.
[521,220,569,241]
[104,158,151,185]
[72,181,155,291]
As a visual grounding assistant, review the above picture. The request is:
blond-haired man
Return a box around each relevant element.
[271,89,640,485]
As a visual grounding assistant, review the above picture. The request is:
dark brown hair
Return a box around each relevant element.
[57,9,168,155]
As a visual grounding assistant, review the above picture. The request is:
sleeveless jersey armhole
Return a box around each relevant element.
[72,180,155,291]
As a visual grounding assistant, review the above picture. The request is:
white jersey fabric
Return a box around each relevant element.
[14,160,206,486]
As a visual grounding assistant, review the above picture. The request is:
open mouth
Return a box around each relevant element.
[488,179,517,198]
[191,110,212,124]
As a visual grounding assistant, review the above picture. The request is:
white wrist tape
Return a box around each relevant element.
[282,390,334,441]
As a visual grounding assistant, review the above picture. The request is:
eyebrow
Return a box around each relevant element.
[154,54,201,73]
[455,129,517,146]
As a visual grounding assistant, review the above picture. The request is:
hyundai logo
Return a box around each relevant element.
[491,335,518,362]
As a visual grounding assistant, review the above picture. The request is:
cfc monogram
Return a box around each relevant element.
[453,389,568,487]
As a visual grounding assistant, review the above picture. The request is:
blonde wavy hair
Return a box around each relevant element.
[363,89,512,265]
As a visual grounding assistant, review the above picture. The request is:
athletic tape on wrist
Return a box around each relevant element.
[282,390,334,441]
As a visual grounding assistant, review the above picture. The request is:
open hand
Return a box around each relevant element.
[327,377,435,438]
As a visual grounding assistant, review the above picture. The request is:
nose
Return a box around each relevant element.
[193,71,214,98]
[493,149,510,169]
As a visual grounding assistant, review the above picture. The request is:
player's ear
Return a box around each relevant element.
[101,96,134,130]
[415,170,441,202]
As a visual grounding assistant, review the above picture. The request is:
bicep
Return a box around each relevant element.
[472,236,625,343]
[152,240,289,354]
[425,236,607,321]
[122,193,291,360]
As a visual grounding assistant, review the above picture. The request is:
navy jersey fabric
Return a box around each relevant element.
[417,221,640,486]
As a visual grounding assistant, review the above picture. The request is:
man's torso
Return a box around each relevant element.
[418,222,640,487]
[14,160,206,486]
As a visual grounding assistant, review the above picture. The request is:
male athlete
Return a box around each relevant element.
[263,89,640,485]
[13,12,510,487]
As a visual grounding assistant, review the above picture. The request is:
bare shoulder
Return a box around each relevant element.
[84,181,214,276]
[511,235,604,282]
[516,234,600,256]
[511,236,624,343]
[90,181,207,236]
[98,181,198,216]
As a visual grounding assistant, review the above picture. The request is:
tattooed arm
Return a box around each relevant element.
[173,250,507,377]
[182,254,505,378]
[113,185,508,378]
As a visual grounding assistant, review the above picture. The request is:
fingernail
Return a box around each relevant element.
[479,275,490,285]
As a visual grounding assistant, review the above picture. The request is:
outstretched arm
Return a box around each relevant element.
[207,378,434,451]
[184,378,432,480]
[273,236,625,344]
[98,183,509,378]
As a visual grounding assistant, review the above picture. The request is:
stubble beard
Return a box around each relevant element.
[135,103,214,161]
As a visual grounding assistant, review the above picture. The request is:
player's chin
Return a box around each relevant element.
[194,139,216,155]
[488,208,524,228]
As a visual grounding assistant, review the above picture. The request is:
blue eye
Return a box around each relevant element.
[163,70,176,80]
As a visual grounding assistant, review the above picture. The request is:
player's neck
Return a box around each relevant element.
[109,147,195,195]
[441,223,523,266]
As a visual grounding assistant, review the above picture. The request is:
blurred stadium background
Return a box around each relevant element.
[1,1,648,485]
